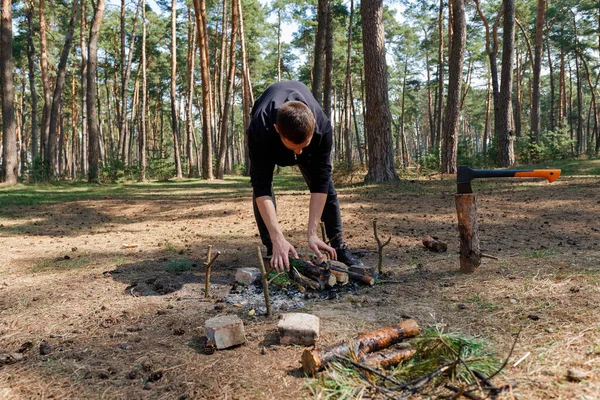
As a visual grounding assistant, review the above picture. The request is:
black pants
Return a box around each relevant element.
[252,165,343,252]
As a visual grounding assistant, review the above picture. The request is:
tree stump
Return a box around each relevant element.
[455,193,481,273]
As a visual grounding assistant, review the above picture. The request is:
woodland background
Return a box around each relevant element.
[0,0,599,185]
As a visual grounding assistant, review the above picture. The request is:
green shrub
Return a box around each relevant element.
[148,157,175,181]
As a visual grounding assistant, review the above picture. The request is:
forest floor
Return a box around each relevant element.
[1,159,599,400]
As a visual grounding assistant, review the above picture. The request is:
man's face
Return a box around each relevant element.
[274,124,314,155]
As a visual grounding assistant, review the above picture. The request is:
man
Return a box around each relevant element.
[248,81,363,272]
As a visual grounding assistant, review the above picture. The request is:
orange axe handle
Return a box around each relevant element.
[514,169,561,183]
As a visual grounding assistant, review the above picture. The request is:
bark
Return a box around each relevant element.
[140,0,147,180]
[193,0,214,179]
[361,0,399,183]
[171,0,183,178]
[435,0,444,149]
[39,0,51,165]
[363,347,416,369]
[441,0,465,174]
[323,3,333,117]
[399,58,408,167]
[25,3,39,160]
[216,0,239,179]
[343,0,354,168]
[455,193,481,273]
[238,0,253,173]
[545,1,555,132]
[531,0,546,143]
[497,0,515,167]
[80,0,88,176]
[48,0,80,178]
[301,320,420,375]
[424,27,434,149]
[186,9,198,177]
[87,0,105,183]
[573,15,583,155]
[1,0,17,183]
[483,72,491,154]
[312,0,329,104]
[117,0,141,164]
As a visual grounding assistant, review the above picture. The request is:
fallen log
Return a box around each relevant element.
[363,347,416,369]
[301,319,420,375]
[422,235,448,252]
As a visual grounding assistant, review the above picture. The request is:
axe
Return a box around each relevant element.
[457,165,561,194]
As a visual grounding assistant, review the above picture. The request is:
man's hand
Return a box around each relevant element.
[308,235,337,262]
[271,237,299,272]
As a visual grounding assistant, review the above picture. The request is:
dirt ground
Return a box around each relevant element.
[1,169,599,399]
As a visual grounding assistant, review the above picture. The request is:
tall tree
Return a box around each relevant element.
[361,0,399,183]
[497,0,515,167]
[87,0,105,182]
[140,0,147,180]
[47,0,80,178]
[441,0,466,174]
[39,0,51,165]
[0,0,17,184]
[216,0,239,179]
[531,0,546,144]
[25,2,39,161]
[312,0,328,103]
[171,0,183,178]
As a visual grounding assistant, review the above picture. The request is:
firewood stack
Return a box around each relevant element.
[287,257,375,291]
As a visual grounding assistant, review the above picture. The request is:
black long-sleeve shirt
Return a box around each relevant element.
[247,81,333,198]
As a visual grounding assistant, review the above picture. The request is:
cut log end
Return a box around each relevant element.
[301,349,322,376]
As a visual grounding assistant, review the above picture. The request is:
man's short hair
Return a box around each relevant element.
[276,101,315,144]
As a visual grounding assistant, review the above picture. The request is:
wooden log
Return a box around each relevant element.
[301,319,420,375]
[289,267,321,291]
[363,347,416,369]
[422,235,448,252]
[455,194,482,273]
[329,269,349,285]
[290,258,336,288]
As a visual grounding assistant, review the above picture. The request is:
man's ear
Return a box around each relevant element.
[273,124,280,134]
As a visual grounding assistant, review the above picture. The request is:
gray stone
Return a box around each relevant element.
[278,313,320,345]
[205,315,246,349]
[235,268,261,286]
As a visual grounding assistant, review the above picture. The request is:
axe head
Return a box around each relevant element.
[457,165,474,194]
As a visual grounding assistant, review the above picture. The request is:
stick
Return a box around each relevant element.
[487,328,522,380]
[480,253,499,260]
[373,219,392,275]
[444,384,484,400]
[256,246,272,317]
[204,246,221,298]
[512,351,530,367]
[334,355,407,387]
[320,221,327,243]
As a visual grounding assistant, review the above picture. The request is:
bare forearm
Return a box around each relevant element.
[255,196,284,242]
[308,193,327,238]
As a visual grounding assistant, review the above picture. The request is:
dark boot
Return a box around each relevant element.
[335,243,364,267]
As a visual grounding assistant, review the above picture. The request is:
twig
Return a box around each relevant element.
[512,352,530,367]
[437,335,484,395]
[444,384,484,400]
[487,327,521,380]
[204,246,221,298]
[373,219,392,275]
[333,355,406,387]
[256,246,272,317]
[267,271,284,284]
[400,362,457,392]
[480,253,499,260]
[320,221,327,243]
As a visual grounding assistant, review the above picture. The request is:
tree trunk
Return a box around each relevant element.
[26,4,39,161]
[216,0,239,179]
[483,72,491,154]
[441,0,465,174]
[48,0,80,178]
[545,2,555,132]
[424,27,434,150]
[1,0,17,183]
[361,0,399,183]
[323,3,333,117]
[399,57,408,168]
[139,0,147,180]
[312,0,329,104]
[87,0,105,183]
[170,0,183,178]
[238,0,253,173]
[39,0,52,168]
[193,0,214,180]
[343,0,354,169]
[80,0,88,177]
[435,0,444,150]
[573,15,584,155]
[186,9,198,177]
[497,0,515,167]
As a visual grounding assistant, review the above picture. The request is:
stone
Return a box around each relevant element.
[235,268,261,286]
[278,313,320,345]
[566,369,587,382]
[205,315,246,349]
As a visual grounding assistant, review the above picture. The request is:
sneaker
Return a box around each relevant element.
[335,244,364,267]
